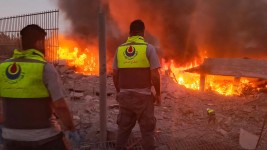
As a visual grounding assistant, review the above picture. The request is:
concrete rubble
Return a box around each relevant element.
[55,64,267,149]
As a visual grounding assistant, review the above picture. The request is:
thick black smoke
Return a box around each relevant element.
[198,0,267,58]
[56,0,123,63]
[55,0,267,66]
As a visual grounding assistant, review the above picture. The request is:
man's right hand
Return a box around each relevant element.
[151,68,161,106]
[64,131,81,149]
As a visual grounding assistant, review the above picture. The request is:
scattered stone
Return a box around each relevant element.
[73,115,80,120]
[57,60,67,66]
[242,106,254,113]
[70,91,84,99]
[180,108,194,116]
[65,69,75,74]
[206,103,215,106]
[54,65,266,148]
[95,90,114,96]
[216,128,228,136]
[107,126,118,141]
[85,106,96,113]
[58,66,69,74]
[84,95,94,101]
[67,73,83,79]
[109,104,120,109]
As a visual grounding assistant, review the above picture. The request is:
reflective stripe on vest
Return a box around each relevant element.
[117,36,150,68]
[0,49,49,98]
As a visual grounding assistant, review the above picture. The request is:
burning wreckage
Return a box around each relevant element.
[55,54,267,149]
[1,0,267,149]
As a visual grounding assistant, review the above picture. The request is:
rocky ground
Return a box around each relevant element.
[56,64,267,150]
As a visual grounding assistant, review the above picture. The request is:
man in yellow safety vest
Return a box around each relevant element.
[0,24,76,150]
[113,19,161,150]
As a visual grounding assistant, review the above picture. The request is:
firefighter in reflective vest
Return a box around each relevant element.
[0,24,76,150]
[113,19,161,150]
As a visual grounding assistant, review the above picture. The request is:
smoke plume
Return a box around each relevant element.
[55,0,267,66]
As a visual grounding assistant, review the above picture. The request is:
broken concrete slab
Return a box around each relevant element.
[239,128,258,149]
[57,59,68,66]
[216,128,228,137]
[70,91,84,99]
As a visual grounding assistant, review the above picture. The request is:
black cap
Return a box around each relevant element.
[20,24,46,40]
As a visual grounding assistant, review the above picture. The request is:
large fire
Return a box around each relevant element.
[58,36,99,75]
[161,59,259,96]
[57,37,261,96]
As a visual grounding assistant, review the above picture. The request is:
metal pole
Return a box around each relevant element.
[56,10,59,63]
[256,116,267,149]
[98,6,107,142]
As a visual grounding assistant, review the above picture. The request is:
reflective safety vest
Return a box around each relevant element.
[117,36,149,68]
[0,49,52,129]
[0,49,49,98]
[117,36,151,89]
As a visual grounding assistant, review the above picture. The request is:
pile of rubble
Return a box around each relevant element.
[56,63,267,149]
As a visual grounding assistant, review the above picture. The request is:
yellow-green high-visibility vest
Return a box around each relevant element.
[0,49,50,98]
[117,36,150,68]
[116,36,151,89]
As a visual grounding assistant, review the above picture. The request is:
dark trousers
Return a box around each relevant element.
[3,132,68,150]
[116,92,156,150]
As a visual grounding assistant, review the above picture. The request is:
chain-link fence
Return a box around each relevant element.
[78,132,244,150]
[0,10,59,62]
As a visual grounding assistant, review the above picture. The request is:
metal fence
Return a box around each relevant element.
[0,10,59,62]
[80,132,242,150]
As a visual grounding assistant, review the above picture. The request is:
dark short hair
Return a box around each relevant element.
[20,24,47,49]
[130,19,145,35]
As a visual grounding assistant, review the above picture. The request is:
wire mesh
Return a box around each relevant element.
[0,10,59,62]
[80,132,241,150]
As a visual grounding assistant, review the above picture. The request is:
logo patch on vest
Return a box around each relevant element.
[6,62,21,80]
[5,63,24,83]
[124,45,138,60]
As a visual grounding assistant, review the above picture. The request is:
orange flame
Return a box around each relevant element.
[161,51,254,96]
[58,36,99,75]
[162,59,201,91]
[57,37,257,96]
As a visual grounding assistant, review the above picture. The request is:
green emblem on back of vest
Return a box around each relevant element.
[4,62,25,84]
[123,45,138,60]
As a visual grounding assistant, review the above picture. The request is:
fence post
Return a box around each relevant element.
[98,6,107,142]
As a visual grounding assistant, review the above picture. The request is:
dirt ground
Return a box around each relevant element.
[57,65,267,149]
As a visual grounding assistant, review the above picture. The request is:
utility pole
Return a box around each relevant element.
[98,5,107,142]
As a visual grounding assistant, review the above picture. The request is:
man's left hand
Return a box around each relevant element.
[154,95,161,106]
